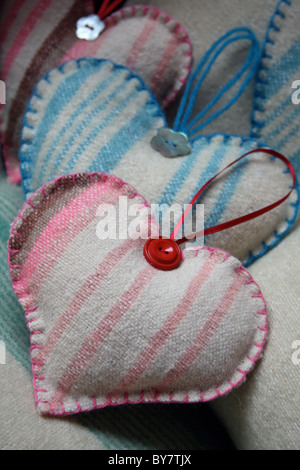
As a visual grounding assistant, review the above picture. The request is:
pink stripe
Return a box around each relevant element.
[61,41,90,63]
[156,269,245,391]
[41,239,135,363]
[1,0,54,80]
[151,35,179,93]
[125,17,158,69]
[0,0,27,45]
[50,266,155,408]
[114,251,221,393]
[19,180,119,293]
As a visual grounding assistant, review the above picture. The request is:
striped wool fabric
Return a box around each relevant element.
[20,59,298,266]
[0,0,192,184]
[251,0,300,181]
[8,172,267,416]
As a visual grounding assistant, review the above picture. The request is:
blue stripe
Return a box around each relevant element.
[21,60,107,182]
[264,37,300,99]
[275,117,300,151]
[64,85,145,175]
[263,94,291,128]
[87,102,161,173]
[157,138,209,207]
[290,149,300,176]
[186,139,232,205]
[54,77,132,174]
[204,140,254,230]
[156,138,235,235]
[264,98,300,142]
[38,66,124,182]
[0,203,19,225]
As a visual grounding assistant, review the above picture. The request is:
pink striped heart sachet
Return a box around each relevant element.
[8,172,269,416]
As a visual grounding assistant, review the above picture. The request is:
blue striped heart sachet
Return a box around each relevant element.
[19,27,299,266]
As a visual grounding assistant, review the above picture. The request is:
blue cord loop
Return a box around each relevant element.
[173,27,260,143]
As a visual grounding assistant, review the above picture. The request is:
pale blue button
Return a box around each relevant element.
[151,128,192,157]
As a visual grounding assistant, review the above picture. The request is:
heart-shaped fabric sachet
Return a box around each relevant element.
[8,172,267,416]
[20,56,298,266]
[68,4,193,107]
[0,0,192,183]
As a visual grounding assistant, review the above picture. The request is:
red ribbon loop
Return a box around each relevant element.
[171,148,297,245]
[97,0,124,19]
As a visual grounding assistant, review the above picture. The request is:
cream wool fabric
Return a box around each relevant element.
[0,0,192,183]
[20,58,298,266]
[9,173,267,416]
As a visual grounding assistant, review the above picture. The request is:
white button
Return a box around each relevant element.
[76,14,105,41]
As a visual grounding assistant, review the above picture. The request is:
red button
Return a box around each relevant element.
[144,237,182,271]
